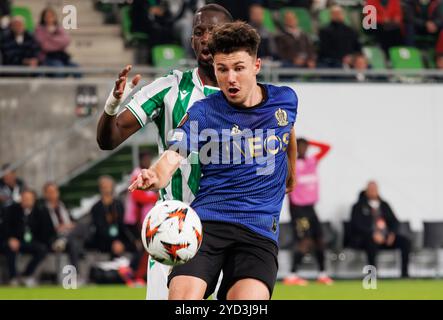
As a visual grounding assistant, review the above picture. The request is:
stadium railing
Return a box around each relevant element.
[0,65,443,83]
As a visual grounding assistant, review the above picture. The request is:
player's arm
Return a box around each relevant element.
[309,140,331,161]
[97,65,142,150]
[286,126,297,193]
[128,150,184,192]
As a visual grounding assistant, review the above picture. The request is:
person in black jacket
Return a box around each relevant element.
[0,16,39,66]
[350,181,411,278]
[2,189,48,286]
[0,164,26,209]
[37,182,86,273]
[317,5,362,68]
[90,176,136,257]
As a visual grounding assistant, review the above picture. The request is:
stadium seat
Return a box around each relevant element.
[424,49,436,68]
[262,8,277,33]
[280,7,313,34]
[120,6,149,45]
[411,222,443,277]
[423,222,443,248]
[363,46,387,69]
[11,6,34,32]
[389,47,424,69]
[152,44,185,68]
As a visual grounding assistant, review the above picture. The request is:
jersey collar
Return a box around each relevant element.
[192,68,219,95]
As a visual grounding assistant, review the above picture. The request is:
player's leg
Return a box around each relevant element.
[284,204,310,285]
[217,224,278,300]
[168,275,207,299]
[309,206,333,284]
[146,256,171,300]
[168,221,227,300]
[226,278,270,300]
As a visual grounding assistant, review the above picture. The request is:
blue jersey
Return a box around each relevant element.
[168,84,298,243]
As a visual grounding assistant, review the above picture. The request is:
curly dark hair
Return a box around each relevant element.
[208,21,260,57]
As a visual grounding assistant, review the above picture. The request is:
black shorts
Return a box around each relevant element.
[289,204,322,241]
[168,221,279,300]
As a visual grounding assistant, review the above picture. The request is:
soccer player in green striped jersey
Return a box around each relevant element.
[96,4,234,299]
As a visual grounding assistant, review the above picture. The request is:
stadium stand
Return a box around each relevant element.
[389,46,425,69]
[1,0,443,289]
[151,44,185,68]
[120,5,148,46]
[11,5,34,32]
[363,46,387,69]
[280,7,313,34]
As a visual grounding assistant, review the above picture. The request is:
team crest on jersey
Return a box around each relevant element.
[177,112,189,128]
[275,108,288,126]
[230,124,242,135]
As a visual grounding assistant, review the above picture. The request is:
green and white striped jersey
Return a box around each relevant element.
[125,68,219,203]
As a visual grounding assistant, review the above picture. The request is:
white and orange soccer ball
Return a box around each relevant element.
[141,200,203,266]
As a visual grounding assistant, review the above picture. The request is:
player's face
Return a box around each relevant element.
[214,50,261,106]
[191,11,230,68]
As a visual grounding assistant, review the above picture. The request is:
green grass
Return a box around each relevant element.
[0,280,442,300]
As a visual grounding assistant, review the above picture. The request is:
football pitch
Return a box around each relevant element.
[0,280,442,300]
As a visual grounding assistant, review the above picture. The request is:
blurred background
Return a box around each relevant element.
[0,0,442,298]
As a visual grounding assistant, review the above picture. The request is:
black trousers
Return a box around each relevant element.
[3,241,48,279]
[355,234,411,277]
[289,204,325,272]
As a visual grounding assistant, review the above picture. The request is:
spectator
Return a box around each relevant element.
[318,5,362,68]
[351,53,370,82]
[284,138,333,286]
[38,182,86,277]
[2,189,48,287]
[281,0,314,11]
[124,151,158,232]
[366,0,404,54]
[34,7,77,69]
[90,176,135,257]
[248,3,276,59]
[0,15,39,67]
[0,164,26,209]
[403,0,443,46]
[130,0,185,63]
[213,0,253,22]
[350,181,411,278]
[436,52,443,69]
[0,0,11,31]
[275,10,316,68]
[436,28,443,54]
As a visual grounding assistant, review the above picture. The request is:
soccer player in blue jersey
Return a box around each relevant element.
[129,21,298,300]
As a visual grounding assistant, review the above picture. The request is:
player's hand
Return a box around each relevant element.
[113,65,142,100]
[105,65,141,116]
[128,169,159,192]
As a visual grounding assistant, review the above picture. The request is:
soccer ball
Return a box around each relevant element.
[141,200,203,266]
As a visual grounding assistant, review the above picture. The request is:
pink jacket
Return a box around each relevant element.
[34,25,70,61]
